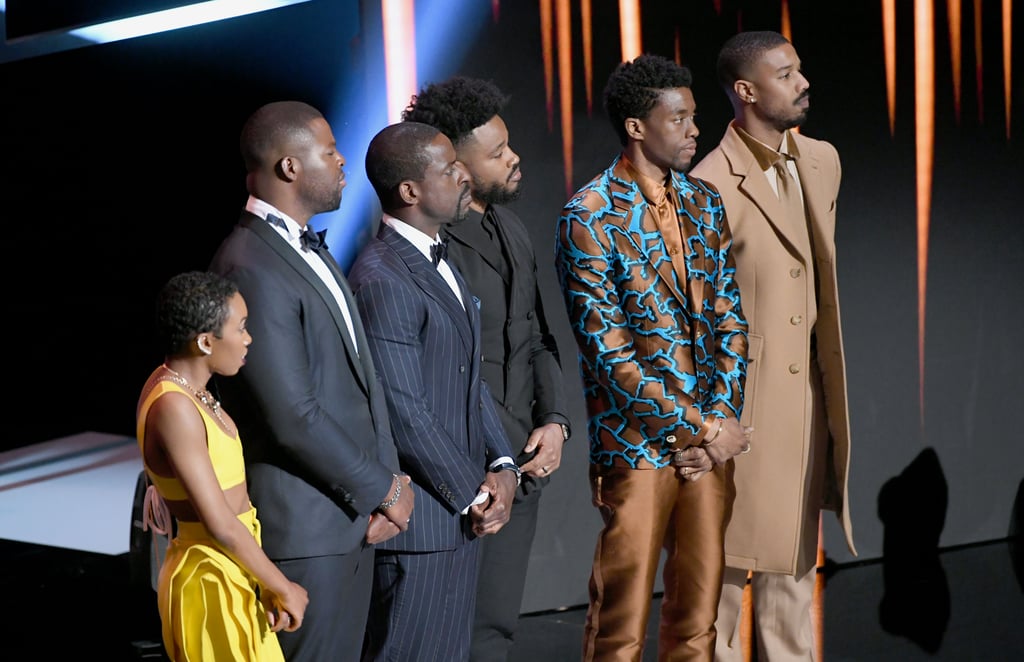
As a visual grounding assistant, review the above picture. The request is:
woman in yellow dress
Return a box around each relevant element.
[137,271,308,661]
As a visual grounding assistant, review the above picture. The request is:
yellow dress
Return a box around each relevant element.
[137,380,285,662]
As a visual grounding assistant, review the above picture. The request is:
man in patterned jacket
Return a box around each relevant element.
[554,54,750,661]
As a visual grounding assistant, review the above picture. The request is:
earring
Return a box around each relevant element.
[198,338,212,356]
[749,97,756,103]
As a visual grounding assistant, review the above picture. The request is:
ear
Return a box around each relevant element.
[196,335,213,356]
[398,180,418,206]
[733,80,755,104]
[624,117,644,142]
[276,155,300,183]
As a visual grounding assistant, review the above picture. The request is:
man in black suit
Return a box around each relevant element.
[209,100,414,662]
[402,76,571,661]
[349,121,519,662]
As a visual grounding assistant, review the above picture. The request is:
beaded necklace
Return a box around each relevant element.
[161,363,231,432]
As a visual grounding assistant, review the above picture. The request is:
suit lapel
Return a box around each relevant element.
[791,134,832,263]
[445,211,509,285]
[611,160,696,315]
[379,224,474,353]
[720,124,812,264]
[243,214,369,390]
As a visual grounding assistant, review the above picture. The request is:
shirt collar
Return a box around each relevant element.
[734,125,801,171]
[383,214,443,262]
[246,196,302,240]
[619,153,672,206]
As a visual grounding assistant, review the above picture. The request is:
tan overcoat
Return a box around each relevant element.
[692,122,855,575]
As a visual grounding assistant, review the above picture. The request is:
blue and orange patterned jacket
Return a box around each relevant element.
[555,154,748,469]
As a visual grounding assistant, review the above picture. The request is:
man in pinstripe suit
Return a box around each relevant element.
[350,121,519,662]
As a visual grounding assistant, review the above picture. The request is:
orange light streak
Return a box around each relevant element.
[540,0,554,132]
[914,0,935,426]
[673,26,681,66]
[883,0,897,136]
[1003,0,1012,139]
[557,0,574,197]
[382,0,417,123]
[781,0,792,40]
[582,0,594,115]
[974,0,984,122]
[619,0,642,61]
[948,0,962,122]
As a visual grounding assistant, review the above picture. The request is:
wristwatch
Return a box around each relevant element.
[559,423,570,441]
[490,461,522,487]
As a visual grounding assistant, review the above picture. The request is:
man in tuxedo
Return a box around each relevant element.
[209,100,414,662]
[349,121,519,662]
[691,31,856,660]
[402,76,571,662]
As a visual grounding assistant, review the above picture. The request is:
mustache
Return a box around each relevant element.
[796,91,810,103]
[507,164,521,183]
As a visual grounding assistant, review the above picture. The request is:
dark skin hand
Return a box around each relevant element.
[518,423,565,479]
[469,469,517,537]
[674,419,753,482]
[366,474,414,544]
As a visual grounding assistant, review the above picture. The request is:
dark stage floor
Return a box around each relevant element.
[2,537,1020,660]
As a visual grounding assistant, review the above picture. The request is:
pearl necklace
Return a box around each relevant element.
[161,363,231,431]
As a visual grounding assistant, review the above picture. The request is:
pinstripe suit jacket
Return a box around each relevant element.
[348,222,515,552]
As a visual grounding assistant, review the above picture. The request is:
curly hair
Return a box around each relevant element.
[239,100,324,172]
[716,31,790,90]
[156,271,239,357]
[401,76,510,148]
[604,54,693,146]
[365,121,442,208]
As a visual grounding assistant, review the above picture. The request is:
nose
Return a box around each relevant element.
[797,71,810,92]
[455,160,470,185]
[687,117,699,138]
[508,147,520,169]
[337,152,346,167]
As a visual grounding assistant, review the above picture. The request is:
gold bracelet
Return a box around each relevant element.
[702,419,723,446]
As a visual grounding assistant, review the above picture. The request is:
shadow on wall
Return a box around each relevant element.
[877,447,949,654]
[1011,478,1024,594]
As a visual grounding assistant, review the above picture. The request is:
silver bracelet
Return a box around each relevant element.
[379,474,402,510]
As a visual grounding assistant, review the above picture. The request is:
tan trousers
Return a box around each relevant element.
[714,565,817,662]
[582,461,735,662]
[714,357,829,662]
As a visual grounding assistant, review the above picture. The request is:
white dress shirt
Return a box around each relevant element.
[246,196,359,353]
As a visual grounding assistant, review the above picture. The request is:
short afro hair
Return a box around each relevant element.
[603,54,692,146]
[716,31,791,90]
[156,271,239,357]
[402,76,510,149]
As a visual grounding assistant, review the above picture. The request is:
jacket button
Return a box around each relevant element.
[790,315,802,325]
[789,364,801,374]
[790,267,802,278]
[459,365,466,373]
[527,311,534,319]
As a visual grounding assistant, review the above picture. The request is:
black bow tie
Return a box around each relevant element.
[301,226,328,252]
[430,238,449,266]
[265,214,328,251]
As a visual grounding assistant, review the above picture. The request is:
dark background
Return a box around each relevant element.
[2,0,1021,614]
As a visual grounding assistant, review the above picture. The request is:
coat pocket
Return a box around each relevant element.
[739,332,764,428]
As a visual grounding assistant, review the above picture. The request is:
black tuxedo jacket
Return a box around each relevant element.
[209,211,399,559]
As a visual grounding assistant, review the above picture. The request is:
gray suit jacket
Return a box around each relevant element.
[348,222,515,552]
[209,211,400,559]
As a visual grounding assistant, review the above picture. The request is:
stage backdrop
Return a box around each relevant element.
[2,0,1020,614]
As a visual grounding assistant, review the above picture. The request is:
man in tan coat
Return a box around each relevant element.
[691,31,856,660]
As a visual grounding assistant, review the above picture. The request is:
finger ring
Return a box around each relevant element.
[542,466,549,474]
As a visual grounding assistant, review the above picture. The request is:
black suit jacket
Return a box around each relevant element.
[444,204,569,495]
[209,211,399,559]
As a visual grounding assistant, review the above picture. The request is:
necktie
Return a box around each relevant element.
[301,226,328,252]
[430,238,449,266]
[773,154,804,222]
[773,155,819,306]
